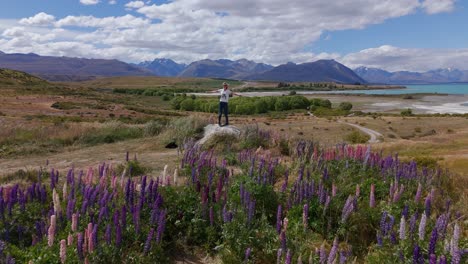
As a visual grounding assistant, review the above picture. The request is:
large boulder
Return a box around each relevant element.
[197,124,241,146]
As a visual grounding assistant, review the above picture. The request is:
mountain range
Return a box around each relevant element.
[1,50,468,84]
[0,52,151,81]
[354,67,468,84]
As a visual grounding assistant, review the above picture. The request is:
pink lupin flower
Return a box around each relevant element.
[415,183,422,203]
[369,184,376,208]
[60,239,66,263]
[67,233,73,246]
[72,213,78,232]
[48,215,56,247]
[332,183,337,197]
[62,182,67,201]
[283,217,289,232]
[355,184,360,197]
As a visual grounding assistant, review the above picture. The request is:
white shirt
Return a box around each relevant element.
[219,88,231,103]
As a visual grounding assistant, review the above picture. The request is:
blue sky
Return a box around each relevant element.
[0,0,467,71]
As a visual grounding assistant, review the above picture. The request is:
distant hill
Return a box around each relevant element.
[246,60,366,83]
[0,68,49,86]
[178,59,273,79]
[0,51,152,81]
[138,58,187,76]
[355,67,468,84]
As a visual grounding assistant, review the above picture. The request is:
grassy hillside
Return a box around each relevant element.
[0,68,49,86]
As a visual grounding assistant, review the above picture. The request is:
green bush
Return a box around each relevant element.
[143,120,166,137]
[344,130,370,144]
[400,108,413,116]
[338,102,353,111]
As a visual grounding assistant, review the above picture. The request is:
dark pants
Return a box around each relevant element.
[218,102,228,125]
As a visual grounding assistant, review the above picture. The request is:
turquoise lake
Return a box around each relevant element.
[325,84,468,95]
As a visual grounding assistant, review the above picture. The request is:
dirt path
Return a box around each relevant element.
[0,138,179,177]
[338,120,383,143]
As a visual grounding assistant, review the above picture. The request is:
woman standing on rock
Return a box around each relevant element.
[211,82,242,127]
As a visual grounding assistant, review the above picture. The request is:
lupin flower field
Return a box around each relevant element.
[0,128,466,263]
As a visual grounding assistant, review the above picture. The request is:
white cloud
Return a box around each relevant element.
[109,0,117,4]
[125,1,145,9]
[19,12,55,26]
[1,0,466,71]
[421,0,455,14]
[80,0,100,5]
[55,14,150,29]
[341,45,468,71]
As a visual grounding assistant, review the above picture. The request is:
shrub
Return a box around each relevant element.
[338,102,353,111]
[344,130,370,144]
[143,120,166,137]
[400,108,413,116]
[289,90,297,95]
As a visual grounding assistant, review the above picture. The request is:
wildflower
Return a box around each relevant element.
[429,254,437,264]
[319,243,327,264]
[413,244,421,264]
[67,233,73,246]
[244,247,252,263]
[48,215,56,247]
[77,232,84,260]
[429,228,438,255]
[341,195,354,223]
[277,248,283,264]
[60,239,66,263]
[144,228,155,254]
[419,213,427,240]
[327,237,338,264]
[369,184,375,208]
[303,203,309,229]
[399,216,406,240]
[285,249,292,264]
[415,183,422,203]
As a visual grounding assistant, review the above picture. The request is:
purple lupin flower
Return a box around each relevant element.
[209,206,214,226]
[413,244,421,264]
[144,228,155,254]
[303,203,309,229]
[451,223,460,260]
[244,247,252,263]
[429,254,437,264]
[429,228,438,255]
[276,204,282,234]
[369,184,375,208]
[425,194,432,217]
[285,249,292,264]
[399,216,406,240]
[115,223,122,246]
[277,248,283,264]
[280,230,287,252]
[105,224,111,245]
[438,255,446,264]
[341,195,354,223]
[77,232,84,260]
[156,209,166,243]
[319,243,327,264]
[327,237,338,264]
[419,213,427,240]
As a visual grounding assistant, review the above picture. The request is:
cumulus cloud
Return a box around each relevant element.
[125,1,145,9]
[421,0,455,14]
[19,12,55,26]
[341,45,468,71]
[1,0,466,71]
[55,14,150,29]
[80,0,100,5]
[109,0,117,4]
